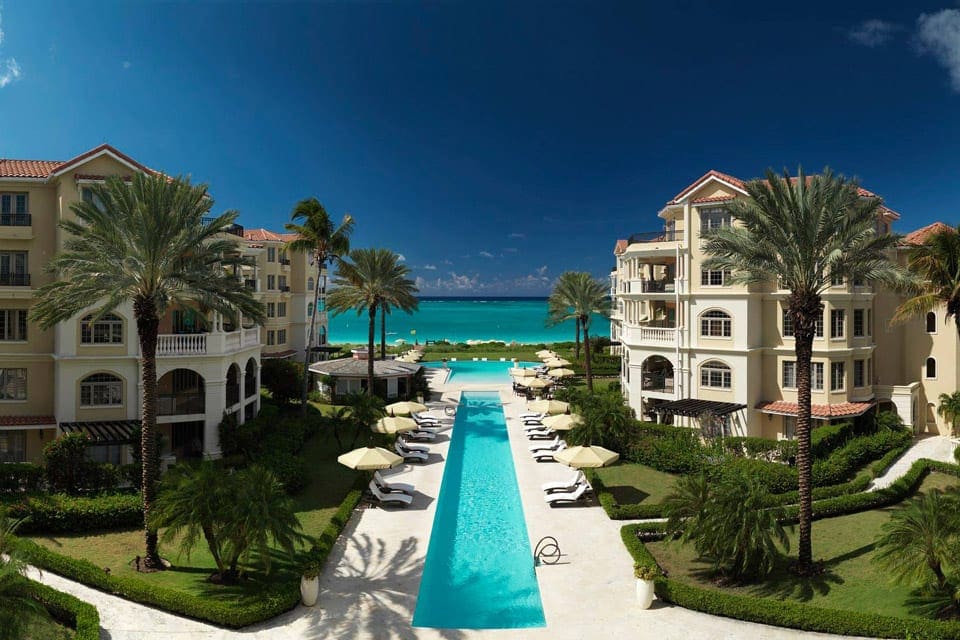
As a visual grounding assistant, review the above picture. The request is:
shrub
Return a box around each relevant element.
[0,464,44,494]
[5,492,142,533]
[43,433,95,495]
[626,423,706,474]
[810,422,856,459]
[12,578,100,640]
[722,457,797,494]
[721,437,796,463]
[260,358,303,404]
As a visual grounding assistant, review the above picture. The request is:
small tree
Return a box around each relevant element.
[938,392,960,436]
[341,392,386,449]
[43,432,94,495]
[260,359,303,404]
[567,391,633,451]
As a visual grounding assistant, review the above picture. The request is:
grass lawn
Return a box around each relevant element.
[648,472,960,619]
[20,608,75,640]
[595,462,678,505]
[27,428,358,606]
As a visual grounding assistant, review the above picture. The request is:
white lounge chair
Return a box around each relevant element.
[532,442,567,462]
[395,441,428,463]
[398,436,429,453]
[545,482,591,506]
[520,412,545,420]
[412,413,441,426]
[529,437,564,453]
[542,471,585,494]
[404,429,437,442]
[523,422,548,432]
[527,428,556,440]
[374,471,414,495]
[523,418,545,426]
[369,480,413,507]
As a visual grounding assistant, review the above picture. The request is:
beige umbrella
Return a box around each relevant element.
[528,399,569,415]
[548,368,575,378]
[385,401,428,416]
[554,445,619,468]
[536,349,556,357]
[337,446,403,470]
[523,377,552,390]
[373,416,419,434]
[510,368,538,378]
[544,357,571,368]
[542,413,582,431]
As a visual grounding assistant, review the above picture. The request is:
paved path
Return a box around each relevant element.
[32,380,955,639]
[869,434,957,489]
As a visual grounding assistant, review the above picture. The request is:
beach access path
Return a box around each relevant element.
[30,370,925,639]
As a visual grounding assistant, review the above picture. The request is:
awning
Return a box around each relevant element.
[652,399,747,417]
[755,401,874,420]
[59,420,139,445]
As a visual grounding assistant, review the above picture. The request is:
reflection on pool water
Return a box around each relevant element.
[422,359,540,384]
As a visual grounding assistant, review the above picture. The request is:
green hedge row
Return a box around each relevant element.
[4,491,142,534]
[0,463,44,493]
[14,476,366,628]
[12,577,101,640]
[810,421,856,459]
[870,441,912,477]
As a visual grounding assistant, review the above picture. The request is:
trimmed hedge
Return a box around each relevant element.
[12,577,101,640]
[15,476,365,628]
[810,421,856,459]
[0,463,44,493]
[4,492,142,533]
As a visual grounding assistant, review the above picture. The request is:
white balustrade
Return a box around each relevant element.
[156,333,207,355]
[243,327,260,346]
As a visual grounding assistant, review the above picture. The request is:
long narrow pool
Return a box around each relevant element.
[412,391,546,629]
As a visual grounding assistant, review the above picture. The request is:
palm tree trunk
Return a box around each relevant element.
[791,294,820,574]
[134,299,163,570]
[380,303,386,360]
[367,304,376,395]
[300,257,323,415]
[202,524,224,575]
[583,318,593,392]
[575,317,581,360]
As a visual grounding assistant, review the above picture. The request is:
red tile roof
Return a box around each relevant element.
[613,239,628,255]
[0,415,57,426]
[756,401,873,419]
[691,195,735,204]
[903,222,955,246]
[0,159,61,179]
[51,144,157,177]
[244,228,285,242]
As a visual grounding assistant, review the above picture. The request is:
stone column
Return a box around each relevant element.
[203,377,227,458]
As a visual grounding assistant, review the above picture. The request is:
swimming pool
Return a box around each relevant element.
[422,359,540,384]
[412,391,545,629]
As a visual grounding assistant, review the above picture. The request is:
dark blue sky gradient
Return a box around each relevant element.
[2,1,959,294]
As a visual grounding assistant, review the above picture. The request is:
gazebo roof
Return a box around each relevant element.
[308,357,422,379]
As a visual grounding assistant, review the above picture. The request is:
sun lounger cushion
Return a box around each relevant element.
[545,482,590,506]
[542,471,584,493]
[369,481,413,506]
[374,471,415,494]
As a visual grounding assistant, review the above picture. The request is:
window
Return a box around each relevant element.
[868,358,872,384]
[0,430,26,462]
[700,310,732,337]
[700,270,731,286]
[854,359,865,387]
[853,276,865,287]
[267,330,276,346]
[830,272,844,286]
[0,368,26,400]
[926,312,937,333]
[278,329,287,344]
[783,416,796,440]
[267,275,276,290]
[81,313,123,344]
[266,303,276,318]
[853,309,864,337]
[831,362,845,391]
[926,357,937,379]
[80,373,123,406]
[699,207,731,232]
[86,444,122,465]
[812,362,824,391]
[782,308,794,337]
[81,187,106,212]
[0,309,27,341]
[278,302,287,317]
[0,192,28,225]
[267,247,276,262]
[0,251,28,286]
[279,250,287,263]
[830,309,845,339]
[815,312,824,338]
[867,309,873,336]
[307,277,315,294]
[782,361,797,389]
[307,304,313,317]
[700,361,732,389]
[278,276,287,290]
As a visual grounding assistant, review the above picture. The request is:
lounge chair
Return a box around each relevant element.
[542,471,585,494]
[368,480,413,507]
[529,437,564,453]
[523,422,547,431]
[545,482,591,507]
[412,413,441,427]
[520,412,545,420]
[374,471,414,495]
[395,441,428,463]
[404,429,437,442]
[527,428,556,440]
[532,442,567,462]
[523,418,546,426]
[398,436,429,453]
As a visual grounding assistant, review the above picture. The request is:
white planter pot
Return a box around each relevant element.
[636,578,655,609]
[300,575,319,607]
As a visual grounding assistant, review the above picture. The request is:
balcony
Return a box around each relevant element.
[0,214,31,226]
[621,324,679,345]
[280,286,291,292]
[628,229,679,244]
[620,278,677,294]
[157,392,205,416]
[244,279,259,292]
[155,328,261,357]
[642,373,675,393]
[621,230,682,256]
[0,273,30,286]
[202,217,245,237]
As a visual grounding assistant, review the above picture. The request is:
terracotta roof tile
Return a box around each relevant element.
[0,415,57,426]
[244,228,285,242]
[0,159,61,179]
[755,401,873,419]
[903,222,955,246]
[669,170,746,204]
[691,195,735,204]
[52,144,158,177]
[613,239,628,255]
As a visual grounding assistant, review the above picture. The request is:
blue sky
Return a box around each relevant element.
[2,1,960,295]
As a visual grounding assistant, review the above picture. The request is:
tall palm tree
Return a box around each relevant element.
[548,272,609,391]
[938,392,960,436]
[285,198,354,413]
[702,167,910,574]
[327,249,418,394]
[379,292,417,359]
[547,271,583,358]
[892,224,960,337]
[30,173,264,569]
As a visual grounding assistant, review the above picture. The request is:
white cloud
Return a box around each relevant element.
[848,19,899,47]
[122,60,132,70]
[478,250,494,258]
[422,264,437,270]
[442,259,453,265]
[397,254,406,262]
[917,9,960,91]
[508,232,525,239]
[0,58,20,88]
[535,265,548,276]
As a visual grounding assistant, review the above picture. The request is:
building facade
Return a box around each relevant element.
[610,170,952,439]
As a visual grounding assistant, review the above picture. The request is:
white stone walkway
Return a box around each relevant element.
[32,381,957,639]
[869,434,957,490]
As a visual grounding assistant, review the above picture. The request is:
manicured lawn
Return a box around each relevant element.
[27,429,358,606]
[594,462,678,505]
[648,472,960,619]
[21,608,74,639]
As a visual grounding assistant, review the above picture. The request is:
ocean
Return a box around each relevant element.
[326,297,610,345]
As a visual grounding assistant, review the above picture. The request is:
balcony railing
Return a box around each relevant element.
[280,258,291,266]
[158,333,207,355]
[627,229,680,244]
[280,285,291,292]
[157,392,205,416]
[642,373,675,393]
[243,327,260,346]
[155,328,260,356]
[0,214,31,226]
[621,278,676,294]
[621,324,678,345]
[244,279,258,291]
[0,273,30,286]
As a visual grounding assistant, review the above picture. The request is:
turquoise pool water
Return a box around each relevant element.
[412,391,545,629]
[422,360,540,383]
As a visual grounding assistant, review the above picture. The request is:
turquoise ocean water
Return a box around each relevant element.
[327,296,610,345]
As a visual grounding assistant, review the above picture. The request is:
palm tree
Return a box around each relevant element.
[567,391,633,450]
[285,198,354,413]
[892,224,960,337]
[30,173,264,569]
[547,272,609,392]
[0,507,42,640]
[938,392,960,436]
[379,292,417,360]
[547,271,583,358]
[341,392,387,449]
[327,249,418,395]
[701,167,909,574]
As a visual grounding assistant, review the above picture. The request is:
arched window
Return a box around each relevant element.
[80,373,123,406]
[307,277,315,294]
[926,312,936,333]
[700,360,732,389]
[81,313,123,344]
[926,357,937,379]
[700,310,731,337]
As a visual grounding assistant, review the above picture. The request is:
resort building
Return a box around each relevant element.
[0,144,266,464]
[610,170,953,439]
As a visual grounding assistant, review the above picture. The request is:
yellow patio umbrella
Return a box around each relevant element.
[385,401,428,416]
[337,446,403,470]
[554,445,619,468]
[522,377,552,390]
[373,416,419,434]
[528,399,569,415]
[542,413,582,431]
[536,349,556,358]
[544,358,571,368]
[548,368,575,378]
[510,368,538,378]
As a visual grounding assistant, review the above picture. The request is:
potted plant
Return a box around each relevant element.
[634,563,661,609]
[300,559,322,607]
